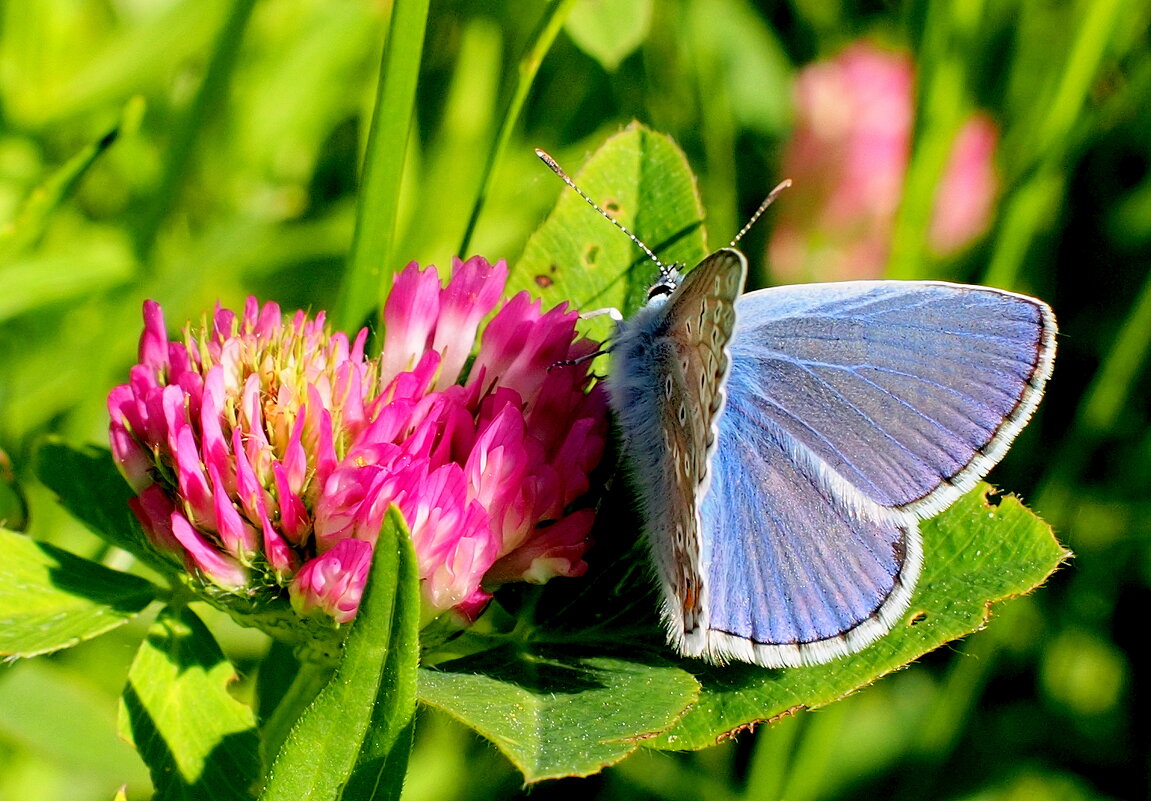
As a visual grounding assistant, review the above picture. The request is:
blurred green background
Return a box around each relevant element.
[1,1,1148,799]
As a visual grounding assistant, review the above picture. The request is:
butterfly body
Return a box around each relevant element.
[608,248,1056,668]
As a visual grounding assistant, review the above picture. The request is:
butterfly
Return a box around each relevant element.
[537,150,1057,668]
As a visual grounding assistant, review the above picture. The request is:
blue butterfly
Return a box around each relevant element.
[537,151,1057,668]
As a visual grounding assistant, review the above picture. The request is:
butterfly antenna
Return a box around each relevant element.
[729,179,792,247]
[535,148,670,276]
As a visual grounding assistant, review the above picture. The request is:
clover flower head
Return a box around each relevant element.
[109,256,607,642]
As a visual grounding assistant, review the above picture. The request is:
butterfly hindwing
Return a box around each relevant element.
[695,357,922,667]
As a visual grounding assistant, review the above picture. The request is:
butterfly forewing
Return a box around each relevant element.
[608,249,746,648]
[727,281,1057,516]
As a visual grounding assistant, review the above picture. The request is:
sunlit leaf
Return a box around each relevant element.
[513,123,708,336]
[0,528,159,658]
[119,605,260,801]
[646,487,1069,749]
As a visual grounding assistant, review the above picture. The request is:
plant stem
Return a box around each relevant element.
[457,0,578,256]
[260,657,336,769]
[335,0,431,333]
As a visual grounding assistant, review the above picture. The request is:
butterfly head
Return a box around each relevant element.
[645,267,683,306]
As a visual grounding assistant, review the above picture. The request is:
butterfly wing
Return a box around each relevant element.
[696,389,922,667]
[692,278,1054,666]
[614,254,1055,668]
[727,281,1057,516]
[608,249,745,651]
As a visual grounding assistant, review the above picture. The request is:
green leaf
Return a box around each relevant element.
[418,646,700,782]
[261,507,419,801]
[0,528,159,658]
[565,0,652,71]
[644,487,1069,750]
[0,659,150,787]
[119,604,261,801]
[513,123,708,334]
[36,441,181,579]
[0,116,123,263]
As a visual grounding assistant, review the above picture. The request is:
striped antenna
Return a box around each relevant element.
[535,149,671,276]
[730,179,792,247]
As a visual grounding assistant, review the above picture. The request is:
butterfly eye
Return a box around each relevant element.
[647,280,677,302]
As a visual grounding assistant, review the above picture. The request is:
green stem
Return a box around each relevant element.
[457,0,578,256]
[260,657,336,768]
[335,0,431,333]
[135,0,257,260]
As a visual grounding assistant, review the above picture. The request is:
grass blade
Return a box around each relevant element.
[335,0,431,334]
[457,0,578,256]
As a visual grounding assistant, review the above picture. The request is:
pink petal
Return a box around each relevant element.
[170,511,249,590]
[209,462,258,559]
[173,426,216,530]
[431,256,509,389]
[273,461,311,545]
[484,508,594,585]
[290,538,373,624]
[139,300,170,371]
[130,485,180,552]
[380,262,442,385]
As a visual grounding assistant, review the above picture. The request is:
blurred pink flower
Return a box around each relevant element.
[767,42,1000,282]
[109,256,608,637]
[929,113,999,256]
